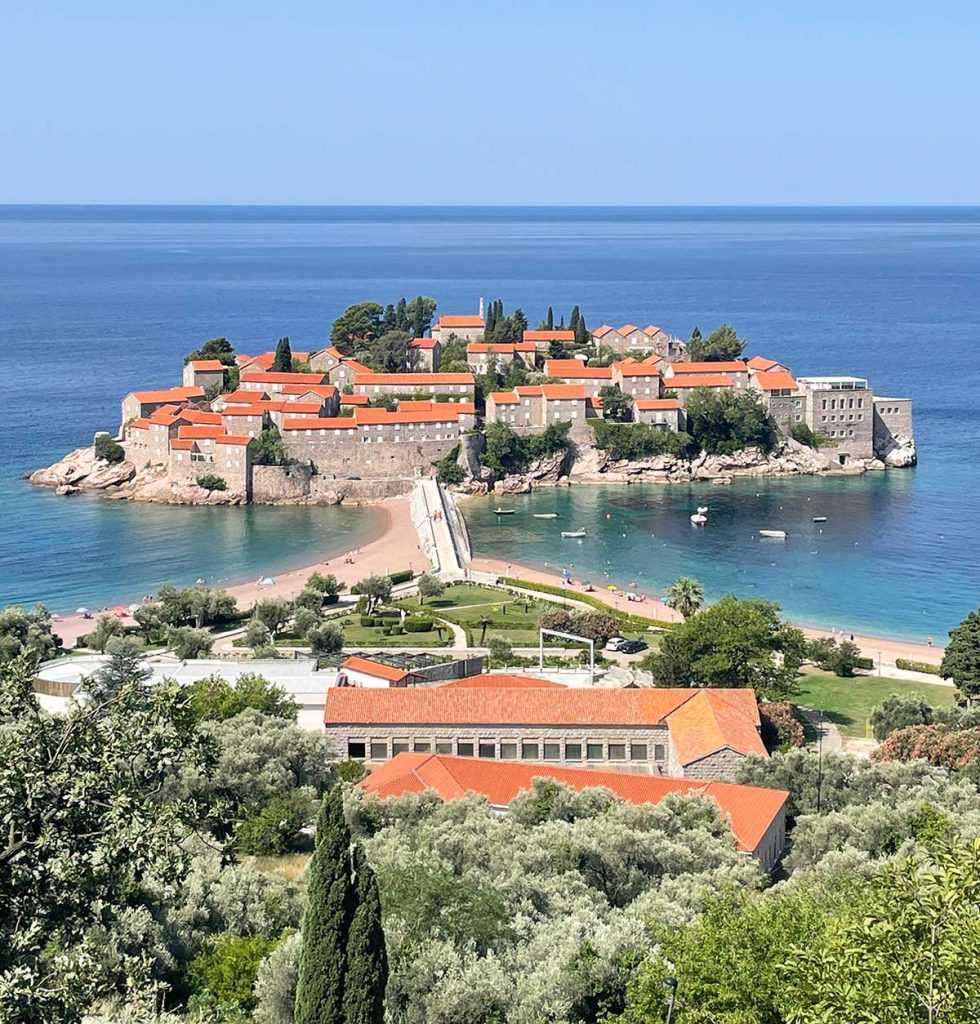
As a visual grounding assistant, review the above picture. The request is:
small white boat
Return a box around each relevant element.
[759,529,787,539]
[493,508,516,515]
[812,516,827,523]
[533,513,559,519]
[690,514,707,525]
[562,529,587,538]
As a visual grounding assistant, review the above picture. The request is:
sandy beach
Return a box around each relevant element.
[52,497,427,647]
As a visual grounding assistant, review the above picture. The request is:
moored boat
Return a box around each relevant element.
[759,529,787,539]
[561,529,587,538]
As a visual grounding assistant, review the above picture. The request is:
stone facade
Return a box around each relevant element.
[674,746,747,781]
[797,377,875,463]
[873,397,913,450]
[612,364,663,399]
[634,400,684,431]
[353,373,476,400]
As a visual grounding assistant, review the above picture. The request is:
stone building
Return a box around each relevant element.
[120,386,205,432]
[593,324,683,358]
[663,360,750,387]
[182,359,226,391]
[409,337,441,371]
[872,396,915,463]
[324,684,768,783]
[522,329,576,357]
[362,752,788,871]
[431,314,485,343]
[634,398,684,430]
[796,376,875,464]
[749,369,803,434]
[665,373,739,406]
[611,360,663,398]
[169,433,253,498]
[352,371,476,401]
[543,359,613,397]
[466,342,536,375]
[239,371,331,395]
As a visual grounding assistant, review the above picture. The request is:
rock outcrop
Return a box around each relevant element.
[877,433,917,468]
[30,446,137,491]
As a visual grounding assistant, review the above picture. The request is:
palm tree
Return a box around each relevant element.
[478,616,493,645]
[666,577,704,619]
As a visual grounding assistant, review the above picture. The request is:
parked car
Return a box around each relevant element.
[617,639,648,654]
[605,636,628,652]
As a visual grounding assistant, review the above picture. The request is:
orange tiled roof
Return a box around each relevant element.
[665,690,766,766]
[147,404,183,425]
[635,398,682,410]
[240,352,276,370]
[131,386,204,403]
[409,337,438,349]
[355,407,462,426]
[281,417,355,431]
[489,391,520,405]
[221,405,268,417]
[341,393,370,405]
[668,374,737,389]
[515,385,543,397]
[614,360,662,378]
[263,401,323,415]
[544,359,612,379]
[241,371,328,385]
[752,370,798,392]
[541,384,587,400]
[187,359,225,371]
[642,325,665,337]
[591,324,616,338]
[178,409,223,425]
[215,434,251,446]
[220,389,266,405]
[177,425,226,440]
[340,358,373,374]
[748,356,781,371]
[341,655,411,682]
[361,754,787,854]
[619,323,640,335]
[437,315,484,328]
[670,360,747,374]
[169,438,195,450]
[281,383,337,397]
[439,673,567,689]
[354,372,475,386]
[523,329,575,342]
[129,418,151,430]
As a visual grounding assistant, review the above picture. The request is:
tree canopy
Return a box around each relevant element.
[942,607,980,702]
[684,388,779,455]
[685,324,746,362]
[184,336,236,366]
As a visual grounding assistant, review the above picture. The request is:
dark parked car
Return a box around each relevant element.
[616,639,648,654]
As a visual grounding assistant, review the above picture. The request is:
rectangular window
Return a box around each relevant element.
[654,743,666,761]
[369,741,388,759]
[543,742,561,761]
[457,741,474,757]
[565,742,582,760]
[435,740,453,755]
[392,739,409,755]
[608,743,627,760]
[586,741,604,760]
[522,741,540,760]
[347,741,366,759]
[413,740,430,753]
[630,743,648,761]
[500,741,518,759]
[478,740,496,758]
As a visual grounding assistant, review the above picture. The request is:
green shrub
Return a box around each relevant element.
[591,420,695,460]
[359,615,377,627]
[896,657,944,676]
[197,473,228,492]
[855,656,874,670]
[499,577,675,629]
[403,617,434,633]
[236,792,313,855]
[389,625,404,635]
[187,933,277,1013]
[376,609,400,620]
[388,569,415,585]
[94,433,125,464]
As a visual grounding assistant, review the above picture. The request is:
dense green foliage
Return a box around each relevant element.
[597,384,633,422]
[664,577,703,619]
[187,672,297,723]
[685,323,746,362]
[196,473,228,492]
[273,336,293,373]
[0,604,63,662]
[184,336,236,366]
[188,933,277,1013]
[331,297,436,361]
[481,421,570,474]
[591,419,695,460]
[157,583,238,629]
[168,625,216,660]
[942,607,980,701]
[249,426,290,466]
[94,433,125,464]
[643,596,806,699]
[684,388,779,455]
[483,298,528,342]
[434,445,465,485]
[790,421,828,448]
[806,635,863,676]
[895,656,944,675]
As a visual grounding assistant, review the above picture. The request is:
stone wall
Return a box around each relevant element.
[252,464,412,504]
[680,746,747,781]
[283,434,459,479]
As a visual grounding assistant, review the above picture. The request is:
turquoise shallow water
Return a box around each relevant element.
[1,206,978,627]
[462,475,970,643]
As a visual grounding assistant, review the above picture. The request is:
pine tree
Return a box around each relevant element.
[511,308,528,340]
[546,306,554,330]
[294,788,355,1024]
[273,337,293,372]
[342,846,388,1024]
[394,298,408,332]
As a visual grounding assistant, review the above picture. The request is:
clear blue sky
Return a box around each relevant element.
[3,1,978,204]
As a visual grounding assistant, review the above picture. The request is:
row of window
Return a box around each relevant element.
[877,404,905,415]
[821,396,865,410]
[348,737,666,763]
[819,412,864,423]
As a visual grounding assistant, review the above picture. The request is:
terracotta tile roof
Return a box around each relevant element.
[341,655,411,682]
[129,418,151,430]
[668,374,737,389]
[241,371,329,385]
[669,361,747,374]
[614,359,662,378]
[544,359,612,379]
[437,315,485,328]
[147,404,183,425]
[642,325,665,337]
[220,389,266,405]
[665,690,766,765]
[591,325,616,338]
[221,405,268,417]
[641,353,664,366]
[541,384,587,400]
[177,409,224,425]
[619,323,640,335]
[355,407,462,426]
[409,337,438,349]
[325,686,700,727]
[439,673,567,689]
[281,383,337,397]
[752,370,798,392]
[177,425,226,440]
[340,358,373,374]
[635,398,682,410]
[489,391,520,405]
[515,385,543,397]
[361,753,787,855]
[169,438,195,451]
[281,417,356,431]
[341,393,370,405]
[215,434,251,446]
[747,356,781,371]
[354,372,475,386]
[455,402,477,414]
[131,386,204,403]
[187,359,225,371]
[240,352,276,370]
[523,329,575,342]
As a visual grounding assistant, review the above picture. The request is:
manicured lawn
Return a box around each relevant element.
[418,583,508,609]
[794,670,955,737]
[337,613,451,648]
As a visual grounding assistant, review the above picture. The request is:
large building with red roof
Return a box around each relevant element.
[324,683,769,783]
[361,753,788,869]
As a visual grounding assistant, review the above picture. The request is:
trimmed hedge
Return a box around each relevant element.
[359,615,378,627]
[499,577,675,629]
[854,656,874,670]
[403,617,434,633]
[896,657,944,676]
[388,569,415,585]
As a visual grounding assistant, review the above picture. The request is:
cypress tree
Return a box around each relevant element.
[294,788,354,1024]
[395,298,408,332]
[575,314,590,347]
[412,296,426,338]
[569,305,581,332]
[341,846,388,1024]
[273,336,293,372]
[546,305,554,330]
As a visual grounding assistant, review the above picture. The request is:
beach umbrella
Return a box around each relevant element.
[76,607,89,615]
[259,576,276,586]
[112,606,128,618]
[607,585,617,591]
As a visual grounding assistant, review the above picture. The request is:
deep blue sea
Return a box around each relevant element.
[1,205,978,635]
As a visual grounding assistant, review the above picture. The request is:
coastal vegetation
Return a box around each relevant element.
[684,323,746,362]
[196,473,228,492]
[94,432,125,465]
[664,576,704,619]
[480,421,570,474]
[330,297,437,364]
[941,607,980,701]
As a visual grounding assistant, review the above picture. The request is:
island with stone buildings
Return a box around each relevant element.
[30,299,916,505]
